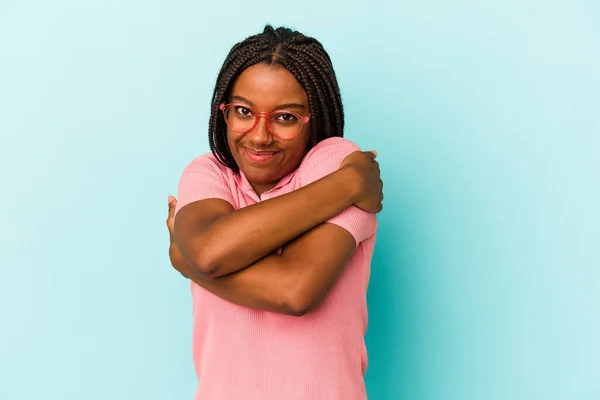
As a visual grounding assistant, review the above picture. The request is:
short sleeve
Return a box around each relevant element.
[174,155,235,216]
[298,137,378,245]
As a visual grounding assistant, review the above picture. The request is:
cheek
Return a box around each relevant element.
[282,135,311,165]
[226,130,242,152]
[292,130,311,157]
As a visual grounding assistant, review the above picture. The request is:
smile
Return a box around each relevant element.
[243,147,278,163]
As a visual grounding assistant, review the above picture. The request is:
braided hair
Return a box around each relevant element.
[208,25,344,173]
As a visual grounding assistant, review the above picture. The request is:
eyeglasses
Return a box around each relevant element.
[219,103,310,140]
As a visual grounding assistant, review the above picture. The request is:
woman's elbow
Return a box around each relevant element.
[283,288,321,317]
[189,252,222,280]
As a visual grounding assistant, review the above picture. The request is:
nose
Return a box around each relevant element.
[247,115,273,145]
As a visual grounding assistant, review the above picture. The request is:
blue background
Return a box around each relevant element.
[1,1,598,399]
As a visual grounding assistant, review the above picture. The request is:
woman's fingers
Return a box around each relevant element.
[167,196,177,233]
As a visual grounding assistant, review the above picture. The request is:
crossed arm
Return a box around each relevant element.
[172,177,355,316]
[170,146,381,316]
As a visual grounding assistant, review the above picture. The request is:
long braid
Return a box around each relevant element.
[208,25,345,173]
[289,44,344,137]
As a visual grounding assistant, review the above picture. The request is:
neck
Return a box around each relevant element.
[251,181,277,197]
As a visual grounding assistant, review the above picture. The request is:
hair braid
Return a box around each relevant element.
[285,48,344,140]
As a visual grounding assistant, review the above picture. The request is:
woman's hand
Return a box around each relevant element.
[167,196,191,279]
[339,150,383,213]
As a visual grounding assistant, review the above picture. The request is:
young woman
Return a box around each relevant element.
[166,25,383,400]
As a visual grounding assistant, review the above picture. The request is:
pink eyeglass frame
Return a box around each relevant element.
[219,103,311,140]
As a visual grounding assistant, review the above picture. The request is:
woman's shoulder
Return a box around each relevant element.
[301,137,361,166]
[180,152,233,178]
[295,137,362,184]
[304,137,361,160]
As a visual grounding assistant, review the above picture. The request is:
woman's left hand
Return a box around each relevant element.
[167,196,191,278]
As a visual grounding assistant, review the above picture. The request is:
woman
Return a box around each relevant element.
[166,25,383,400]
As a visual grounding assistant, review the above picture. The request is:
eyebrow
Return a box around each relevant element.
[231,95,306,110]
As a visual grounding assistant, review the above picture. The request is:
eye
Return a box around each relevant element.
[273,112,298,123]
[234,106,253,117]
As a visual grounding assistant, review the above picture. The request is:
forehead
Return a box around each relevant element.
[230,63,308,108]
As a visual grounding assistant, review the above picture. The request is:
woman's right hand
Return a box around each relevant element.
[339,150,383,213]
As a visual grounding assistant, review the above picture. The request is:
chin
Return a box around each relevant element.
[244,168,282,184]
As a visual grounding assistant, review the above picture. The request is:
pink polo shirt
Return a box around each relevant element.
[175,137,377,400]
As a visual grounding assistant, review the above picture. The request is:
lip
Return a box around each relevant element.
[243,147,278,163]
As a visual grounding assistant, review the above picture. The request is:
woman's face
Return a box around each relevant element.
[226,63,311,195]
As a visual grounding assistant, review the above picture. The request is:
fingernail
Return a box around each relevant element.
[370,150,377,156]
[168,195,175,204]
